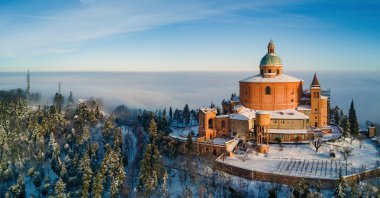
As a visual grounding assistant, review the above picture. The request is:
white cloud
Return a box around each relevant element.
[0,0,324,58]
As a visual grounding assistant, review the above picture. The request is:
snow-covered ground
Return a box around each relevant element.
[121,125,137,165]
[164,155,333,197]
[217,138,380,179]
[169,126,199,142]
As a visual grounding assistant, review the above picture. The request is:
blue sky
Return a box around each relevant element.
[0,0,379,72]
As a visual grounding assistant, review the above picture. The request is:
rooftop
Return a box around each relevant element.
[229,105,309,120]
[240,74,303,83]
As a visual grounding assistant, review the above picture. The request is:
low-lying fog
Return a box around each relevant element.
[0,71,378,125]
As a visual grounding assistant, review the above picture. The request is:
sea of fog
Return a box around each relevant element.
[0,71,378,125]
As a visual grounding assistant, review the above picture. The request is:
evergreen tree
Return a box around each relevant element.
[8,175,26,197]
[210,102,215,108]
[348,100,359,137]
[216,106,221,115]
[26,69,30,101]
[54,92,64,112]
[149,119,158,145]
[341,115,351,138]
[333,106,343,126]
[93,171,104,198]
[334,168,347,198]
[169,106,173,124]
[80,150,93,198]
[182,187,193,198]
[68,91,74,105]
[102,116,114,145]
[161,108,168,129]
[183,104,190,125]
[161,171,169,197]
[54,178,68,198]
[291,178,310,198]
[138,144,163,197]
[185,132,194,155]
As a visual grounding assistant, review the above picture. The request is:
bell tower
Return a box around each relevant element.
[309,73,327,128]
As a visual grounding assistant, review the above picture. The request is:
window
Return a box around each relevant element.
[265,86,271,95]
[208,119,213,129]
[291,99,294,102]
[268,69,272,73]
[221,120,226,127]
[260,69,263,74]
[276,70,279,74]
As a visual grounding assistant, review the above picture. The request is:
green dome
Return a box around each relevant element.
[260,53,282,66]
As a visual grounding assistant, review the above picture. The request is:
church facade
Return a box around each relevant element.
[198,40,330,153]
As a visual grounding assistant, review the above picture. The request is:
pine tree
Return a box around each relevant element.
[183,187,193,198]
[8,175,25,197]
[80,150,93,198]
[348,100,359,137]
[93,171,104,198]
[334,168,347,198]
[185,132,194,155]
[68,91,74,105]
[138,144,163,197]
[26,69,30,101]
[54,178,68,198]
[341,115,351,138]
[161,108,168,129]
[183,104,190,125]
[102,116,114,145]
[162,171,169,197]
[169,107,173,124]
[333,106,343,126]
[149,119,158,144]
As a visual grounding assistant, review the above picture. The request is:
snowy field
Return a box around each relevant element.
[164,155,334,197]
[218,138,380,179]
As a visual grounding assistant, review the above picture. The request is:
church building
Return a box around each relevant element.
[198,40,330,153]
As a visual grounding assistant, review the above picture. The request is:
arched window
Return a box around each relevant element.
[268,69,272,73]
[221,120,226,127]
[208,119,213,129]
[265,86,271,95]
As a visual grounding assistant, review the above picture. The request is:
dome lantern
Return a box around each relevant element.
[268,40,275,53]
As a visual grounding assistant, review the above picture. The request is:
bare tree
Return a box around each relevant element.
[274,136,282,148]
[340,147,353,175]
[237,152,249,162]
[311,137,323,153]
[357,134,364,149]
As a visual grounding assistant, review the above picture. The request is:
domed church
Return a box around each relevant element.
[198,40,330,153]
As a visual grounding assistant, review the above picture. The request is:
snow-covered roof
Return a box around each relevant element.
[268,129,309,134]
[321,96,328,100]
[169,126,199,142]
[297,105,311,111]
[239,74,303,83]
[229,107,256,121]
[212,138,231,145]
[200,107,216,114]
[228,106,309,120]
[216,115,229,118]
[270,109,309,120]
